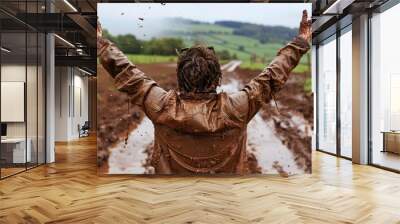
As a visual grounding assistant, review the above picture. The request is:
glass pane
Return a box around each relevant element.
[317,36,337,154]
[340,29,352,158]
[26,0,38,169]
[38,32,45,165]
[27,31,38,169]
[371,4,400,171]
[1,31,27,177]
[0,0,46,178]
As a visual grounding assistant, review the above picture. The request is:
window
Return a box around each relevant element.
[370,3,400,171]
[339,27,352,158]
[1,31,28,178]
[317,35,337,154]
[0,1,46,179]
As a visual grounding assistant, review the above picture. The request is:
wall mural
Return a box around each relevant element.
[97,3,313,175]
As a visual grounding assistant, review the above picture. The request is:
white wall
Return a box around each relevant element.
[1,65,26,138]
[1,63,46,164]
[1,65,37,138]
[72,73,89,138]
[54,67,89,141]
[55,66,70,141]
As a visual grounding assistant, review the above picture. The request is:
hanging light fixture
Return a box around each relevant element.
[78,67,93,76]
[1,47,11,53]
[63,0,78,12]
[54,34,75,48]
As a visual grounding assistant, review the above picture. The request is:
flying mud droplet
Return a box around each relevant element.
[138,17,144,21]
[121,12,125,16]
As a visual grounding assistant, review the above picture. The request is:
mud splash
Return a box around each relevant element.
[99,60,312,175]
[219,75,303,175]
[108,117,153,174]
[106,64,306,175]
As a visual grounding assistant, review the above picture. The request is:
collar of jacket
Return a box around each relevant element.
[178,91,218,100]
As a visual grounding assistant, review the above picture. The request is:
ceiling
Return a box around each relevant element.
[0,0,98,73]
[1,0,395,74]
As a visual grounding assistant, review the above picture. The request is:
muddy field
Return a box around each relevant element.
[97,61,312,175]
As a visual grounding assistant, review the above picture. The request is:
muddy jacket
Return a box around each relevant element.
[98,37,309,174]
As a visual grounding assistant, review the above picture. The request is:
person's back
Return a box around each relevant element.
[97,11,311,174]
[146,90,250,174]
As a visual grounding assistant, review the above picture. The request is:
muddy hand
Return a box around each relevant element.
[97,19,103,39]
[299,10,312,42]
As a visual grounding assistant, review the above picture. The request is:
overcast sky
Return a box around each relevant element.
[98,3,311,36]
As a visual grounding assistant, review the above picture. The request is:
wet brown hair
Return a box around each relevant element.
[176,45,222,93]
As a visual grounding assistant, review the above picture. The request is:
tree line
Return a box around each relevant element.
[215,21,297,44]
[103,29,185,55]
[103,30,238,60]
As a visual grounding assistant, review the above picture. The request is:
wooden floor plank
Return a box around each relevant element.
[0,136,399,223]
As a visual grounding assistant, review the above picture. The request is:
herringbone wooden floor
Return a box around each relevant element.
[0,136,399,224]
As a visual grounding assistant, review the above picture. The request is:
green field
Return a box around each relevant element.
[127,54,177,64]
[126,53,310,93]
[106,19,311,92]
[174,30,283,62]
[127,54,309,74]
[127,19,310,75]
[304,77,312,93]
[183,34,282,61]
[240,61,310,73]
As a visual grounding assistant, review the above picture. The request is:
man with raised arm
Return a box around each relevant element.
[97,10,312,174]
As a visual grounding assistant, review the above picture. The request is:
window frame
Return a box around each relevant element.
[314,17,353,160]
[367,0,400,173]
[0,0,47,180]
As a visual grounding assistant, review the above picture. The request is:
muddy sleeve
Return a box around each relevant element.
[241,36,310,122]
[97,37,166,109]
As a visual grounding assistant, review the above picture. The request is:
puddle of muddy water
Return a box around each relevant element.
[108,73,304,175]
[108,117,154,174]
[219,77,302,175]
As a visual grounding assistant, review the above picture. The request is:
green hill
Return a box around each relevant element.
[105,18,310,72]
[158,18,309,69]
[159,18,279,63]
[215,21,297,44]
